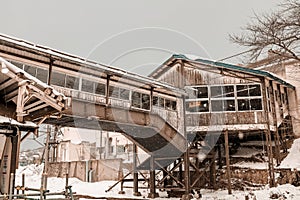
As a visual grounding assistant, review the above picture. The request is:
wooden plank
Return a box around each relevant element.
[224,130,232,194]
[0,79,16,91]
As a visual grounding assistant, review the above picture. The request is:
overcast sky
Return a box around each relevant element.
[0,0,280,75]
[1,1,281,150]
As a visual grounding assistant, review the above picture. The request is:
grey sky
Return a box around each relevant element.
[1,0,280,150]
[0,0,279,75]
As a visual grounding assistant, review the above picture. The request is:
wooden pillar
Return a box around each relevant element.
[148,155,158,198]
[265,130,276,187]
[9,132,19,196]
[133,144,141,196]
[217,144,223,169]
[209,148,216,189]
[261,78,276,187]
[224,130,232,194]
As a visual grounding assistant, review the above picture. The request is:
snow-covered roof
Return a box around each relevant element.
[149,54,295,89]
[0,116,37,128]
[0,33,185,96]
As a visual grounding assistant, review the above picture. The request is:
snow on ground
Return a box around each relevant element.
[279,138,300,170]
[231,161,268,169]
[15,164,300,200]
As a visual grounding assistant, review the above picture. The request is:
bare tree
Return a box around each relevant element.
[230,0,300,61]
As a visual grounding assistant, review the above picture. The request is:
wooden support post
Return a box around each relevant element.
[209,148,216,189]
[224,130,232,195]
[148,155,158,198]
[133,144,141,196]
[41,125,51,194]
[217,144,223,169]
[265,130,276,187]
[9,133,19,197]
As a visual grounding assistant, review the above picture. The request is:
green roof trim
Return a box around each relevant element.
[172,54,295,89]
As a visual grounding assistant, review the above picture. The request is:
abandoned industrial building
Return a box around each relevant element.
[0,33,299,199]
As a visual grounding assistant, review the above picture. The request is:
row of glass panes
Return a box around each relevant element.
[186,84,262,99]
[11,61,177,111]
[186,98,262,113]
[186,84,262,113]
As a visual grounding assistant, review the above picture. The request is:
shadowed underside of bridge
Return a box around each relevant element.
[40,100,187,165]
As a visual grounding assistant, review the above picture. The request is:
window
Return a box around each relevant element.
[95,83,105,96]
[66,75,79,90]
[212,99,235,112]
[211,85,234,98]
[24,65,36,77]
[211,85,235,112]
[131,92,140,108]
[51,72,65,87]
[186,83,262,113]
[36,68,48,83]
[186,100,209,112]
[120,88,130,100]
[237,84,262,111]
[81,79,95,93]
[109,86,130,100]
[196,87,208,98]
[131,91,150,110]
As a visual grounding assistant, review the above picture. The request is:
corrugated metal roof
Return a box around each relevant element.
[150,54,295,89]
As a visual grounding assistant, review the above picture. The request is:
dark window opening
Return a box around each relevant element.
[153,96,159,106]
[196,86,208,98]
[159,97,165,107]
[249,84,261,96]
[237,85,249,97]
[142,94,150,110]
[238,99,250,111]
[95,83,105,95]
[250,99,262,110]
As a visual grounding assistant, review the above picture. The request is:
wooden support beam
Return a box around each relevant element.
[148,155,158,198]
[224,130,232,195]
[0,79,16,91]
[132,144,141,196]
[210,148,216,189]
